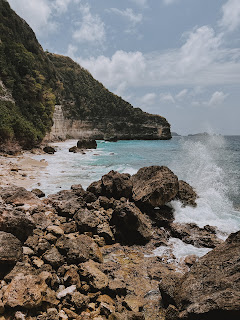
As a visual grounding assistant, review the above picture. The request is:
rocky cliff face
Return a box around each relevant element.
[46,105,171,141]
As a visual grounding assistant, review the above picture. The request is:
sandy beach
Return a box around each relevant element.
[0,151,48,189]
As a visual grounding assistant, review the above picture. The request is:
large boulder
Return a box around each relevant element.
[77,139,97,149]
[56,234,103,263]
[73,208,100,232]
[0,186,41,207]
[175,180,197,207]
[131,166,179,209]
[173,231,240,319]
[0,231,23,267]
[110,202,152,244]
[79,260,108,291]
[0,209,35,242]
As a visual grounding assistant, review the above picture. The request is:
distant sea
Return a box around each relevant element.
[32,135,240,240]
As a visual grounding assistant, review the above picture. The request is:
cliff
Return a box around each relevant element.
[0,0,171,148]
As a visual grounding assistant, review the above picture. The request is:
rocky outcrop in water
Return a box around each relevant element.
[0,167,238,319]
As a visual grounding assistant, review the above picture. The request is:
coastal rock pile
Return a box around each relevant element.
[0,166,238,319]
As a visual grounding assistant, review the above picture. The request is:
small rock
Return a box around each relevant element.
[31,188,45,198]
[43,146,56,154]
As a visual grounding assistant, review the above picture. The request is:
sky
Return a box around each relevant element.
[7,0,240,135]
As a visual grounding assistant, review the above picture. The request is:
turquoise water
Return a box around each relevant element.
[33,135,240,236]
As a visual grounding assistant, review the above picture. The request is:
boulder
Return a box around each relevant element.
[43,146,56,154]
[0,209,35,242]
[0,186,41,206]
[56,234,103,263]
[3,273,49,309]
[110,202,152,245]
[31,188,45,198]
[43,247,65,268]
[131,166,179,209]
[148,205,174,227]
[0,231,23,267]
[79,260,108,291]
[77,139,97,149]
[74,208,100,232]
[175,180,197,207]
[173,231,240,320]
[101,171,132,199]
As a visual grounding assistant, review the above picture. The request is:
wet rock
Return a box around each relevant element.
[56,234,103,263]
[101,171,132,199]
[110,202,152,245]
[148,205,174,227]
[0,231,22,268]
[0,186,41,206]
[173,231,240,320]
[31,188,45,198]
[3,273,49,309]
[43,146,56,154]
[131,166,179,209]
[69,146,78,153]
[43,247,64,268]
[175,180,197,207]
[79,260,108,291]
[169,222,222,248]
[87,180,103,197]
[0,209,35,242]
[74,208,100,232]
[77,139,97,149]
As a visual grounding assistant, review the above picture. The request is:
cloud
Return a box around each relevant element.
[207,91,228,107]
[108,8,143,26]
[140,93,157,106]
[219,0,240,32]
[160,93,175,103]
[176,89,188,100]
[163,0,179,5]
[76,25,240,91]
[130,0,148,7]
[72,4,105,44]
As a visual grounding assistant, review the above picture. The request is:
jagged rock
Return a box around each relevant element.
[168,223,222,248]
[63,266,81,289]
[3,273,49,309]
[0,231,22,267]
[110,202,152,245]
[87,180,103,197]
[148,205,174,227]
[172,231,240,320]
[101,171,133,199]
[175,180,197,207]
[165,305,179,320]
[131,166,179,208]
[31,188,45,198]
[43,146,56,154]
[69,146,78,153]
[71,291,90,310]
[0,209,35,242]
[0,186,41,206]
[43,247,65,268]
[97,222,115,244]
[79,260,108,291]
[77,139,97,149]
[56,234,103,263]
[73,208,100,232]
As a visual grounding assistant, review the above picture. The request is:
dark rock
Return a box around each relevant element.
[172,231,240,320]
[87,180,103,197]
[99,196,113,209]
[97,222,115,244]
[0,209,35,242]
[131,166,179,209]
[79,260,108,291]
[105,136,118,142]
[56,234,103,263]
[77,139,97,149]
[31,188,45,198]
[73,208,100,232]
[43,247,64,268]
[69,146,78,153]
[110,202,152,245]
[101,171,133,199]
[0,186,41,206]
[175,180,197,207]
[148,205,174,227]
[165,305,179,320]
[0,231,23,268]
[43,146,56,154]
[169,222,222,248]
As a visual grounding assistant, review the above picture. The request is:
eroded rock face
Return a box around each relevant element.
[175,180,197,207]
[110,202,152,245]
[0,186,41,207]
[101,171,133,199]
[173,231,240,320]
[131,166,179,209]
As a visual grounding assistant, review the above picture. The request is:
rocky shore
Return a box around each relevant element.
[0,166,239,320]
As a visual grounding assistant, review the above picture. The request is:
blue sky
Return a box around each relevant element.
[8,0,240,135]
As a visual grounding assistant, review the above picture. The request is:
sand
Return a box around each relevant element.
[0,152,48,189]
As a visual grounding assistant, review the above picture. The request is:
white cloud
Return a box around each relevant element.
[176,89,188,100]
[108,8,143,26]
[77,25,240,91]
[220,0,240,32]
[140,93,157,106]
[160,93,175,103]
[163,0,179,5]
[207,91,228,107]
[73,4,105,44]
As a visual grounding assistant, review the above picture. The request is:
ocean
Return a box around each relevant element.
[32,135,240,249]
